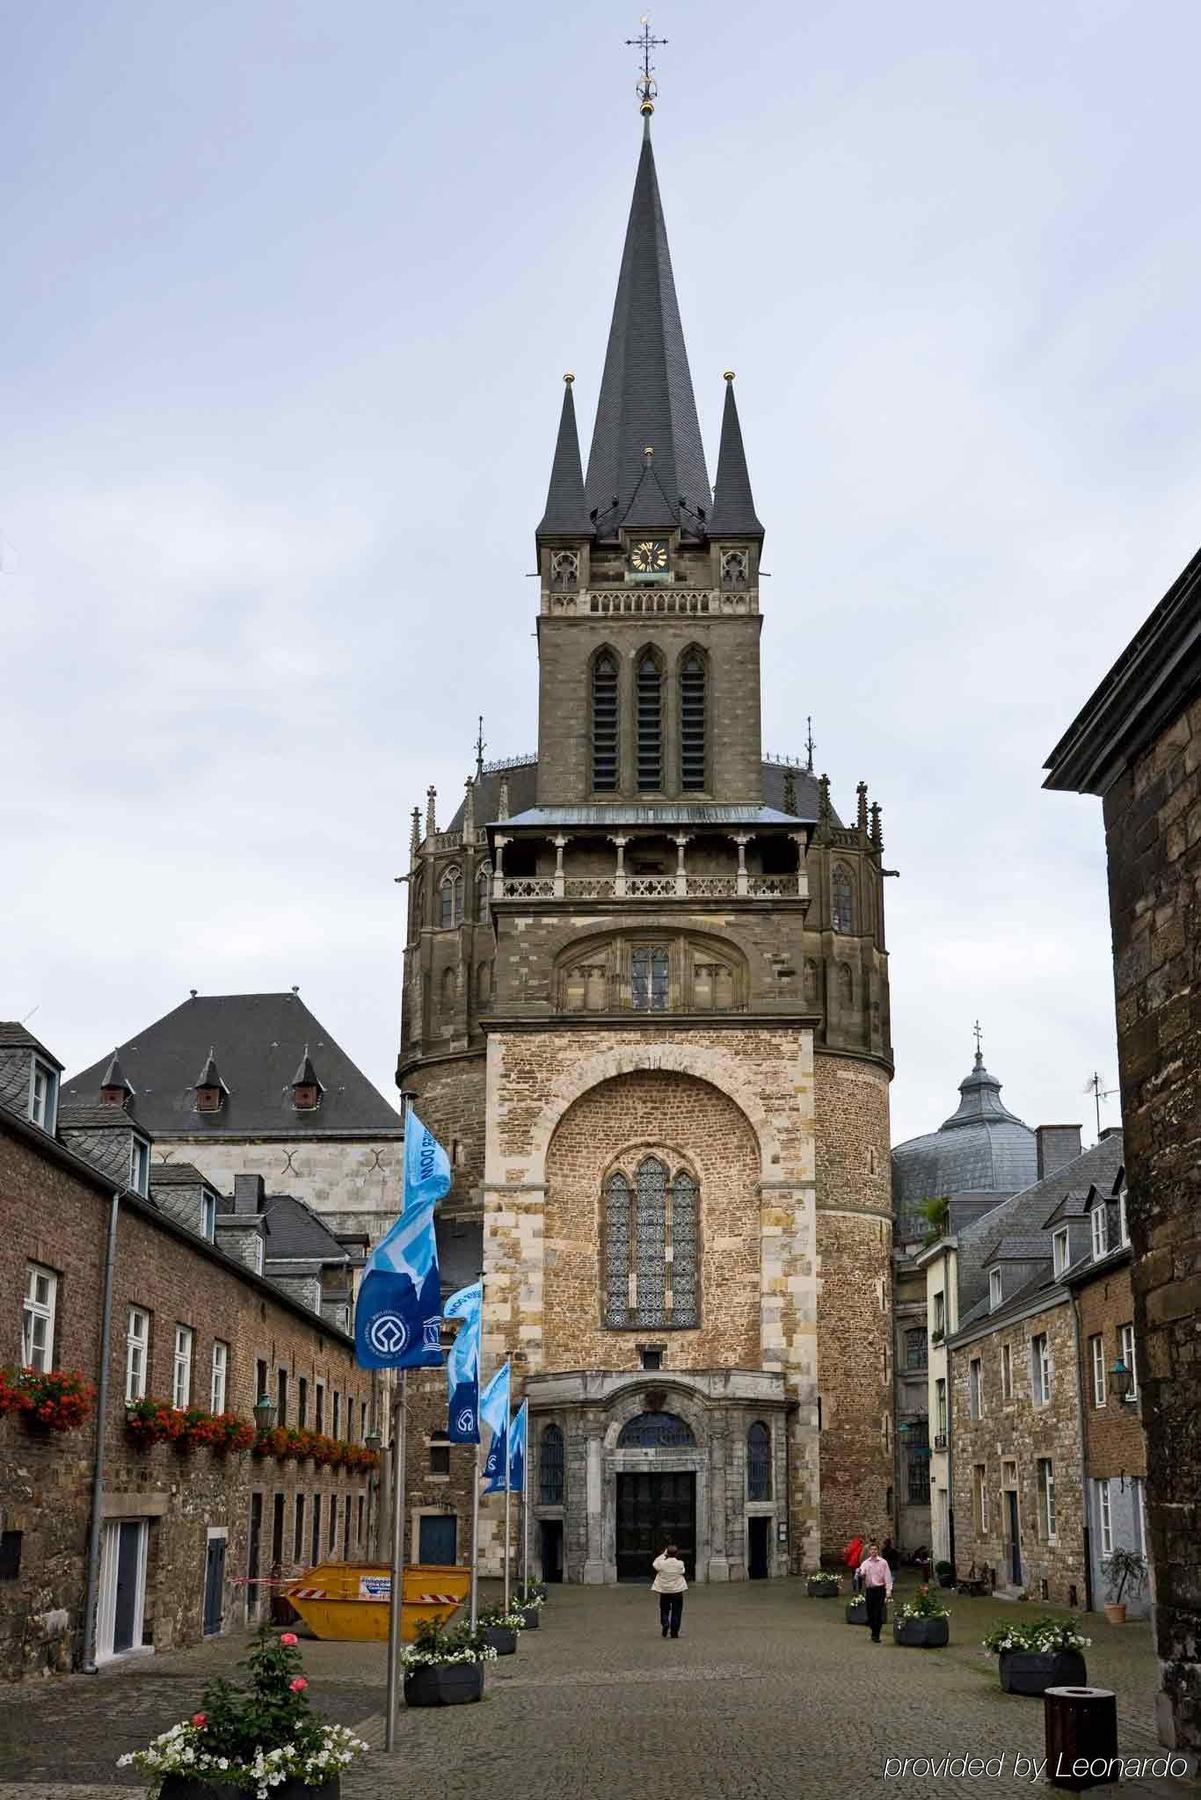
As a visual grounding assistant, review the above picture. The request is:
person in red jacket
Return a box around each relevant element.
[844,1536,864,1592]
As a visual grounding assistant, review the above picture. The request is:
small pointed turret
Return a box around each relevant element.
[194,1048,225,1114]
[707,373,763,538]
[291,1045,322,1111]
[100,1050,133,1107]
[536,375,592,541]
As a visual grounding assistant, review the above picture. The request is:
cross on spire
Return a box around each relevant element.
[475,715,486,780]
[805,716,816,773]
[626,15,667,115]
[972,1019,984,1065]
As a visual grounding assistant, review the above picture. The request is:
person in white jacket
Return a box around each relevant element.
[651,1544,687,1638]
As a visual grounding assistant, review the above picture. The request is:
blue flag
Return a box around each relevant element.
[508,1399,527,1494]
[444,1280,482,1443]
[480,1362,510,1492]
[403,1111,453,1212]
[354,1196,443,1370]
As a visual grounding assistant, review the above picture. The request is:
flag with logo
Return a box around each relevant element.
[354,1110,450,1369]
[443,1279,482,1443]
[480,1361,510,1491]
[508,1398,527,1494]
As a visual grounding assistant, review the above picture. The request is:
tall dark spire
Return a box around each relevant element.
[584,122,711,537]
[536,374,592,539]
[707,372,763,538]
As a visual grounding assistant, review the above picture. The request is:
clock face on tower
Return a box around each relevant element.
[629,539,669,574]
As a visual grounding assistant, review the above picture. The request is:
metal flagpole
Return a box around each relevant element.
[470,1439,482,1629]
[522,1467,530,1596]
[384,1369,407,1752]
[503,1477,511,1615]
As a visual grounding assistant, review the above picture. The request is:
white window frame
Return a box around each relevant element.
[200,1192,217,1242]
[935,1377,947,1436]
[1091,1202,1108,1260]
[211,1340,229,1414]
[1038,1458,1057,1541]
[974,1464,989,1534]
[126,1307,150,1402]
[1000,1341,1013,1401]
[1097,1477,1113,1555]
[29,1057,59,1132]
[129,1135,150,1197]
[1032,1333,1051,1406]
[932,1290,945,1335]
[969,1357,983,1420]
[989,1267,1002,1311]
[22,1263,58,1371]
[1091,1334,1106,1407]
[1120,1322,1138,1401]
[1131,1477,1145,1555]
[1052,1227,1069,1278]
[172,1325,193,1409]
[252,1235,264,1275]
[1117,1188,1129,1248]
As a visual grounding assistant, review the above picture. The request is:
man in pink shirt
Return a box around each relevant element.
[856,1539,894,1641]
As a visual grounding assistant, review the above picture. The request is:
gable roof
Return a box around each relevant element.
[67,993,401,1139]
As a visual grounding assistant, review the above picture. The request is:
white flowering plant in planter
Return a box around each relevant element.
[515,1586,546,1611]
[477,1604,529,1631]
[401,1618,499,1668]
[117,1629,369,1798]
[894,1586,951,1623]
[982,1617,1090,1656]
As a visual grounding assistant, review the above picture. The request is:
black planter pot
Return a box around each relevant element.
[807,1577,840,1598]
[845,1599,875,1626]
[403,1662,485,1707]
[481,1625,518,1656]
[998,1650,1087,1696]
[937,1573,955,1588]
[518,1606,541,1629]
[162,1780,338,1800]
[893,1616,950,1648]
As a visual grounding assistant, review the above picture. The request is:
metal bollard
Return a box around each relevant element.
[1044,1686,1119,1790]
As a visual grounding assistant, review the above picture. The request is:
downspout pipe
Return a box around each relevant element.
[1067,1282,1094,1613]
[81,1191,121,1672]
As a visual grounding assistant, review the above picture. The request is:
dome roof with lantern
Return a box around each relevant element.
[892,1046,1038,1237]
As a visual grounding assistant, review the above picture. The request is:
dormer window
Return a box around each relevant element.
[129,1136,150,1197]
[200,1191,217,1242]
[1117,1188,1129,1248]
[291,1047,323,1113]
[1052,1227,1070,1278]
[989,1267,1002,1311]
[29,1058,58,1133]
[1091,1201,1108,1261]
[193,1049,226,1114]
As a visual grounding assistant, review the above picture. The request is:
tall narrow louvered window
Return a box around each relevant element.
[636,651,663,791]
[679,651,706,791]
[591,651,619,791]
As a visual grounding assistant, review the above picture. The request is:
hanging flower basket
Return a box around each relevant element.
[3,1367,96,1434]
[126,1398,189,1447]
[118,1627,368,1794]
[188,1412,256,1454]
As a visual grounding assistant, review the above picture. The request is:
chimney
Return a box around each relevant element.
[233,1173,265,1216]
[1036,1125,1083,1180]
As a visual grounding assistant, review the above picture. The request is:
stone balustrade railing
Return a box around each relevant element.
[542,586,758,618]
[497,871,806,901]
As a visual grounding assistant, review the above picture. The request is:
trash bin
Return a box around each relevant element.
[1044,1686,1119,1790]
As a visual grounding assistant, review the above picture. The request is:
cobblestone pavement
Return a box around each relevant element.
[0,1579,1196,1800]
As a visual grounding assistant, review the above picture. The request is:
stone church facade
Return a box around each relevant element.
[398,108,895,1580]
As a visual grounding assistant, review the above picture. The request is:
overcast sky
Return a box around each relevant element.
[4,0,1199,1148]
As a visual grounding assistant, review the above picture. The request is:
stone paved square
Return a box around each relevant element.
[0,1579,1196,1800]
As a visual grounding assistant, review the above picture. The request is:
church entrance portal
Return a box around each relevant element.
[615,1472,696,1582]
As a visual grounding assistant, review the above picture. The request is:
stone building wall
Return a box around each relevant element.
[150,1134,403,1244]
[1101,690,1201,1745]
[950,1297,1086,1607]
[0,1128,373,1680]
[812,1053,894,1555]
[1074,1262,1149,1618]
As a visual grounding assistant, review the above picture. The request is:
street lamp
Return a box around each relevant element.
[1109,1357,1133,1403]
[253,1393,278,1434]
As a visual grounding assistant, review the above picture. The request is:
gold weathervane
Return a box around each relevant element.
[626,15,667,115]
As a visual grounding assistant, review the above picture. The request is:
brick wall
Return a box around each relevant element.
[1100,691,1201,1748]
[0,1128,373,1679]
[950,1297,1086,1607]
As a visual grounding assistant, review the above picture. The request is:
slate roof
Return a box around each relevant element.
[0,1022,61,1068]
[892,1053,1038,1227]
[66,994,402,1138]
[954,1130,1125,1316]
[58,1101,147,1132]
[216,1191,358,1264]
[148,1160,216,1188]
[447,761,830,834]
[536,378,591,540]
[707,377,764,539]
[584,121,712,537]
[984,1235,1054,1264]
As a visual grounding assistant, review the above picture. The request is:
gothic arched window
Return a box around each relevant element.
[550,549,579,592]
[636,649,663,791]
[539,1423,565,1504]
[476,864,491,923]
[439,866,463,928]
[591,650,619,792]
[603,1156,700,1331]
[720,548,749,591]
[679,649,707,791]
[747,1421,772,1500]
[832,863,854,934]
[476,960,492,1006]
[631,945,669,1011]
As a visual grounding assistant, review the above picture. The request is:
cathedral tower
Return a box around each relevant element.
[400,101,894,1578]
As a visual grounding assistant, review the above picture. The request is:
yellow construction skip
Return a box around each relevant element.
[284,1562,469,1643]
